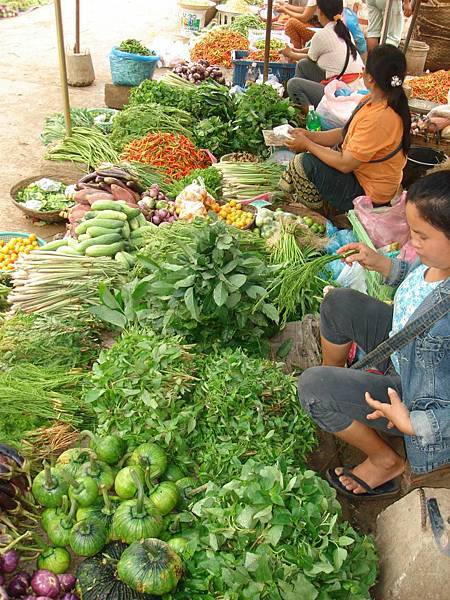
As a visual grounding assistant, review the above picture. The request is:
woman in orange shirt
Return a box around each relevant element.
[279,44,411,215]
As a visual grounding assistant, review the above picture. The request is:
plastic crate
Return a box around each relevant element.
[231,50,296,87]
[347,210,395,302]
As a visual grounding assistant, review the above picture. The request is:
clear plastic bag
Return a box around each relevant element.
[316,81,365,130]
[353,192,410,248]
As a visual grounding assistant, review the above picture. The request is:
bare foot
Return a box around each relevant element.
[335,455,405,494]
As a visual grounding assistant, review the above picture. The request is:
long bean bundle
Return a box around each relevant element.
[9,252,126,319]
[45,126,119,170]
[260,248,347,324]
[214,161,285,201]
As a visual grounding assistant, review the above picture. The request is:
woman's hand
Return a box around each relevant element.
[286,130,311,153]
[337,242,392,277]
[274,1,287,14]
[403,0,413,17]
[366,388,415,435]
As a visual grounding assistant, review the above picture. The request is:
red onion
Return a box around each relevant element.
[31,571,60,599]
[61,594,78,600]
[1,550,19,573]
[57,574,76,593]
[0,576,4,586]
[7,572,31,597]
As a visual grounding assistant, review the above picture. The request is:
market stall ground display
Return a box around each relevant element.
[0,0,46,18]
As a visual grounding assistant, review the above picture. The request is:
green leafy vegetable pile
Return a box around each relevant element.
[193,117,231,159]
[85,328,197,446]
[118,38,155,56]
[228,14,265,37]
[165,167,222,200]
[231,85,299,156]
[129,80,196,114]
[109,103,194,151]
[138,219,279,345]
[166,460,378,600]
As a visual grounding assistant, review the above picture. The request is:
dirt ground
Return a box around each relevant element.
[0,0,179,239]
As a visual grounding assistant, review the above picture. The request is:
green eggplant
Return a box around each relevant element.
[56,448,89,479]
[81,451,115,490]
[164,463,185,482]
[70,517,108,557]
[149,481,179,516]
[32,462,68,508]
[76,487,119,537]
[68,474,99,507]
[41,495,69,533]
[81,430,127,466]
[47,497,78,547]
[127,443,167,481]
[111,470,163,544]
[37,546,71,574]
[114,465,145,500]
[117,538,183,596]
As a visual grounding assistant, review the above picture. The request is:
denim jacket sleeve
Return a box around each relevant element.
[384,258,422,287]
[410,407,450,446]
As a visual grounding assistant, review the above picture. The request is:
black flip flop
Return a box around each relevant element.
[325,466,400,500]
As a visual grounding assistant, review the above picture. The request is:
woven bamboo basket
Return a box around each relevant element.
[10,175,75,223]
[413,0,450,71]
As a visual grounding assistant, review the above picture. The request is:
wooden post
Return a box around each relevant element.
[263,0,274,82]
[75,0,80,54]
[54,0,72,136]
[403,0,422,53]
[380,0,395,44]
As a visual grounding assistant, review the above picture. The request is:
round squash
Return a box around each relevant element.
[127,443,167,481]
[149,482,179,516]
[117,538,183,595]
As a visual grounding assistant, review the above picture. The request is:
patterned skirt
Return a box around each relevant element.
[279,152,324,211]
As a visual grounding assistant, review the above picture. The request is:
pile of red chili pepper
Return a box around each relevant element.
[191,29,249,68]
[408,70,450,105]
[121,132,213,181]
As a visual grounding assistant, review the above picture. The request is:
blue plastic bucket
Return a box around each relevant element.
[109,47,159,87]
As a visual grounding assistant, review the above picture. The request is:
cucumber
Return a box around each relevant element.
[85,242,124,257]
[122,221,131,239]
[39,239,68,251]
[78,234,90,242]
[115,252,131,268]
[117,202,141,218]
[84,218,124,230]
[56,246,81,255]
[130,226,154,240]
[67,238,79,249]
[77,233,123,253]
[121,251,136,267]
[136,213,148,226]
[91,200,124,212]
[90,209,127,222]
[86,225,125,238]
[84,212,96,220]
[129,217,140,231]
[75,221,90,236]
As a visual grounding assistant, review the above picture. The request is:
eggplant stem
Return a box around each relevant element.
[0,531,31,554]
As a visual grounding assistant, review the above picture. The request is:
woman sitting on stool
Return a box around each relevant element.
[280,44,410,216]
[299,171,450,498]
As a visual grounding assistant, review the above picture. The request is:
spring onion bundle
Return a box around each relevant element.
[214,161,285,201]
[9,252,126,319]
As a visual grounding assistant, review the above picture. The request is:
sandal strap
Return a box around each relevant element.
[341,467,375,494]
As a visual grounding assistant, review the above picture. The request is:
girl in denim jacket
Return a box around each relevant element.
[299,170,450,498]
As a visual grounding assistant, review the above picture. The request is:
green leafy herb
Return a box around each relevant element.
[166,461,378,600]
[228,14,265,37]
[165,167,222,200]
[118,39,154,56]
[193,117,231,159]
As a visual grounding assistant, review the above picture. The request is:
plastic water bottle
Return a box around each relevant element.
[246,62,259,86]
[306,105,321,131]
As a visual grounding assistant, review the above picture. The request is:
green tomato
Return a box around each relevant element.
[37,546,71,574]
[114,465,145,499]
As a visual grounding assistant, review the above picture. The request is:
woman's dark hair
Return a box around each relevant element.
[317,0,357,60]
[407,170,450,238]
[366,44,411,155]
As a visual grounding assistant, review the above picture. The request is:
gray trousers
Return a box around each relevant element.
[287,57,326,108]
[298,288,403,436]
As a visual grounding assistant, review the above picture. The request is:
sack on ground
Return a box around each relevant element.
[269,315,322,373]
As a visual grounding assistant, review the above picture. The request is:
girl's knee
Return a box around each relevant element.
[320,288,361,322]
[298,366,326,414]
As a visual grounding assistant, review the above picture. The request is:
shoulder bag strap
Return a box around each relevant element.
[368,142,403,164]
[351,290,450,371]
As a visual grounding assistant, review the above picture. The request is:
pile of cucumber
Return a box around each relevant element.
[40,200,154,266]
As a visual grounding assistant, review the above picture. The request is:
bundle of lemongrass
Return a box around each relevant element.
[8,251,126,319]
[214,161,285,201]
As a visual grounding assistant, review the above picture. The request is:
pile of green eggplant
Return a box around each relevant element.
[31,434,200,597]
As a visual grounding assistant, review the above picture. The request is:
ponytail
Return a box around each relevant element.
[317,0,357,60]
[366,45,411,155]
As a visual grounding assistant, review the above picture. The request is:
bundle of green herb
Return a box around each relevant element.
[166,461,378,600]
